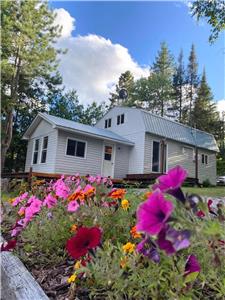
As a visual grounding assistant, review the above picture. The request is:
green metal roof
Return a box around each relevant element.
[141,110,219,152]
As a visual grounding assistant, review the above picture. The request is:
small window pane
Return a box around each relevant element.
[35,139,39,151]
[43,136,48,149]
[121,114,124,124]
[205,155,208,164]
[105,119,107,128]
[33,152,38,164]
[41,150,47,163]
[104,146,112,161]
[201,154,204,164]
[67,139,76,156]
[117,115,120,125]
[152,141,160,172]
[76,141,85,157]
[108,118,111,127]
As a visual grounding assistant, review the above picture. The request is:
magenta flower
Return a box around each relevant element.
[184,255,201,276]
[136,190,174,235]
[1,239,17,252]
[67,200,79,212]
[12,192,29,206]
[137,237,160,263]
[25,197,42,219]
[43,194,57,209]
[153,166,188,203]
[53,178,70,199]
[157,225,191,255]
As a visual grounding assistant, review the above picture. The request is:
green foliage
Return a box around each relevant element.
[202,179,212,188]
[1,0,62,169]
[191,0,225,43]
[192,69,220,134]
[109,71,136,107]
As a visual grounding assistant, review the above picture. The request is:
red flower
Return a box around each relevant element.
[196,210,205,218]
[1,239,17,252]
[66,227,102,259]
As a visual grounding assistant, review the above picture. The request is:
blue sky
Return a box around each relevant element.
[51,1,225,105]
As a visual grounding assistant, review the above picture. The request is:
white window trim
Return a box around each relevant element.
[101,142,116,178]
[40,136,48,164]
[151,139,161,173]
[65,137,87,159]
[32,138,40,165]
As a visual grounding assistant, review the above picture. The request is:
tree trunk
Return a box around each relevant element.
[1,110,14,171]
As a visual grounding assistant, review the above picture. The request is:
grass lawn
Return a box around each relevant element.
[183,186,225,198]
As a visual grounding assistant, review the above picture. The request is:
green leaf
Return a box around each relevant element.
[184,272,199,284]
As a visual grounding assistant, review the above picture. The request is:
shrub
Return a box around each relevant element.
[1,167,225,299]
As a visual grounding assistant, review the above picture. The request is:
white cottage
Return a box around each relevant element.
[23,106,219,185]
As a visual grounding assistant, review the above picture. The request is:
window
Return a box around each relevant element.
[152,141,160,172]
[66,139,86,158]
[41,136,48,163]
[104,146,112,161]
[104,118,112,128]
[33,139,39,164]
[201,154,204,164]
[201,154,208,165]
[117,114,125,125]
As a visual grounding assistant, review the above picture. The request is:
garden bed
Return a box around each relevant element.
[1,168,225,299]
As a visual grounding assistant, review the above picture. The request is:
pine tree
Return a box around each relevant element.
[149,42,174,116]
[192,68,219,133]
[173,49,186,122]
[1,0,62,170]
[186,44,199,125]
[109,71,135,107]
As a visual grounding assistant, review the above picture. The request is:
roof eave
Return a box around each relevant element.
[55,125,134,146]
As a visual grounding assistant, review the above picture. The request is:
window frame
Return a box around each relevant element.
[40,136,48,164]
[105,118,112,128]
[201,154,205,164]
[117,114,125,125]
[32,138,40,165]
[65,137,87,159]
[151,140,161,173]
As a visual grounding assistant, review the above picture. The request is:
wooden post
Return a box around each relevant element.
[160,140,165,174]
[195,147,198,186]
[28,167,32,189]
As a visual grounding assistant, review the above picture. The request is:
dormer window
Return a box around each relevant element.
[117,114,125,125]
[105,118,111,128]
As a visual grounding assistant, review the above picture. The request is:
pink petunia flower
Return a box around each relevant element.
[12,192,29,206]
[136,190,174,235]
[153,166,187,192]
[67,200,79,212]
[53,178,70,199]
[153,166,188,203]
[43,194,57,209]
[184,254,201,276]
[25,197,42,219]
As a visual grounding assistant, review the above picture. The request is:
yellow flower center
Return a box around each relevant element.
[122,242,135,254]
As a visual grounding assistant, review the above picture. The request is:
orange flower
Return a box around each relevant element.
[144,191,152,199]
[120,256,128,269]
[108,189,126,199]
[130,226,142,239]
[83,185,96,198]
[68,190,85,202]
[70,224,78,233]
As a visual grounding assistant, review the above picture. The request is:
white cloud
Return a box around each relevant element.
[53,9,149,105]
[216,99,225,117]
[54,8,75,38]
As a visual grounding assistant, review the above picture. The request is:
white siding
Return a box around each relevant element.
[25,120,57,173]
[144,133,217,184]
[96,107,145,173]
[198,150,217,185]
[114,144,130,178]
[55,130,103,176]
